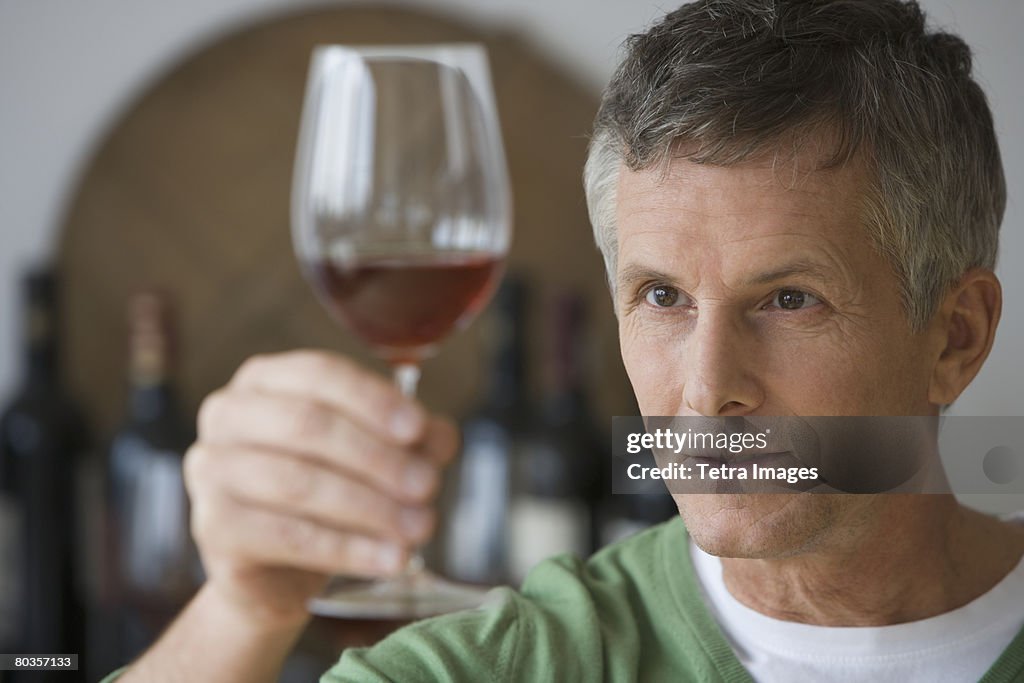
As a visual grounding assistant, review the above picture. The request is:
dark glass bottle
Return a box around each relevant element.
[0,269,89,677]
[507,291,596,583]
[107,292,198,662]
[444,278,530,585]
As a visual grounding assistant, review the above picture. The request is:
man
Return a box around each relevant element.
[106,0,1024,681]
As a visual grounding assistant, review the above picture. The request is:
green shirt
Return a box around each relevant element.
[325,518,1024,682]
[327,518,750,682]
[103,517,1024,682]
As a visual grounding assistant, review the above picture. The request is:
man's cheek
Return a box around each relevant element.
[761,332,873,412]
[620,331,682,414]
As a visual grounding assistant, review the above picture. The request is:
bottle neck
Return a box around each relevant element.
[544,384,588,426]
[128,379,175,423]
[545,296,588,424]
[127,327,175,423]
[22,301,59,387]
[25,343,58,384]
[486,330,528,415]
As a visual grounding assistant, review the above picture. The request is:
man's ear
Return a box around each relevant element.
[927,269,1001,406]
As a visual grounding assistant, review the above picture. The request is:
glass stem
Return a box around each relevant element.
[394,363,421,397]
[393,362,426,579]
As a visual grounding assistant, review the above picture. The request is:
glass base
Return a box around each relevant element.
[308,568,492,619]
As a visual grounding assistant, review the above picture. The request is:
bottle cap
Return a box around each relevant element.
[128,290,175,385]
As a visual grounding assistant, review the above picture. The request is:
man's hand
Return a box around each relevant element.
[184,350,458,628]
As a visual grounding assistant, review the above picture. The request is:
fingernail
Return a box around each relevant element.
[400,508,431,541]
[390,404,422,441]
[403,461,436,498]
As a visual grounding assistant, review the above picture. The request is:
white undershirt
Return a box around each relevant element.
[690,512,1024,683]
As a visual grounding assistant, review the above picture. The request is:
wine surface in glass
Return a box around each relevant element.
[309,251,502,362]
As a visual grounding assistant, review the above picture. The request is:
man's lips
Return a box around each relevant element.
[680,451,799,469]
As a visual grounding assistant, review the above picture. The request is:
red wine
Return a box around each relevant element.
[309,252,503,362]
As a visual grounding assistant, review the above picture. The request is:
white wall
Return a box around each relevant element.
[1,0,1022,419]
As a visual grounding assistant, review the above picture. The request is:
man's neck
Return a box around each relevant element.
[718,498,1024,626]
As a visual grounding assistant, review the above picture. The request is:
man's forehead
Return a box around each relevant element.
[616,154,865,217]
[612,155,875,292]
[614,153,869,249]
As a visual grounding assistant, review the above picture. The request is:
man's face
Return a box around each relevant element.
[614,154,945,558]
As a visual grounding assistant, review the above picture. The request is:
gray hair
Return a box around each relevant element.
[584,0,1006,329]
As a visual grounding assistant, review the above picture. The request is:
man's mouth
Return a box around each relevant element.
[682,451,797,470]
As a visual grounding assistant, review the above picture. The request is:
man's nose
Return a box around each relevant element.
[680,309,763,416]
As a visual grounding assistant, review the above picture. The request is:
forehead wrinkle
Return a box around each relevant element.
[620,186,847,248]
[621,160,859,223]
[743,260,836,287]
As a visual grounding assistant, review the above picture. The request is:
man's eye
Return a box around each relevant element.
[645,286,684,308]
[771,289,821,310]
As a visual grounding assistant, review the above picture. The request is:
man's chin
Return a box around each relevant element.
[676,493,841,559]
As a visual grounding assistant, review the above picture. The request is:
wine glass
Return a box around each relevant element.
[291,44,512,618]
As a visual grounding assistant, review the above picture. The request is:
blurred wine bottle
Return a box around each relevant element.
[444,278,529,585]
[0,268,90,677]
[507,290,596,584]
[107,292,198,662]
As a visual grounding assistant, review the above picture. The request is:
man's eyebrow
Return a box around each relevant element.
[616,264,676,289]
[744,261,834,286]
[615,261,835,289]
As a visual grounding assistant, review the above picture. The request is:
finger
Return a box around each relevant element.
[230,351,427,445]
[422,415,460,467]
[196,391,441,503]
[193,494,409,579]
[190,444,436,545]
